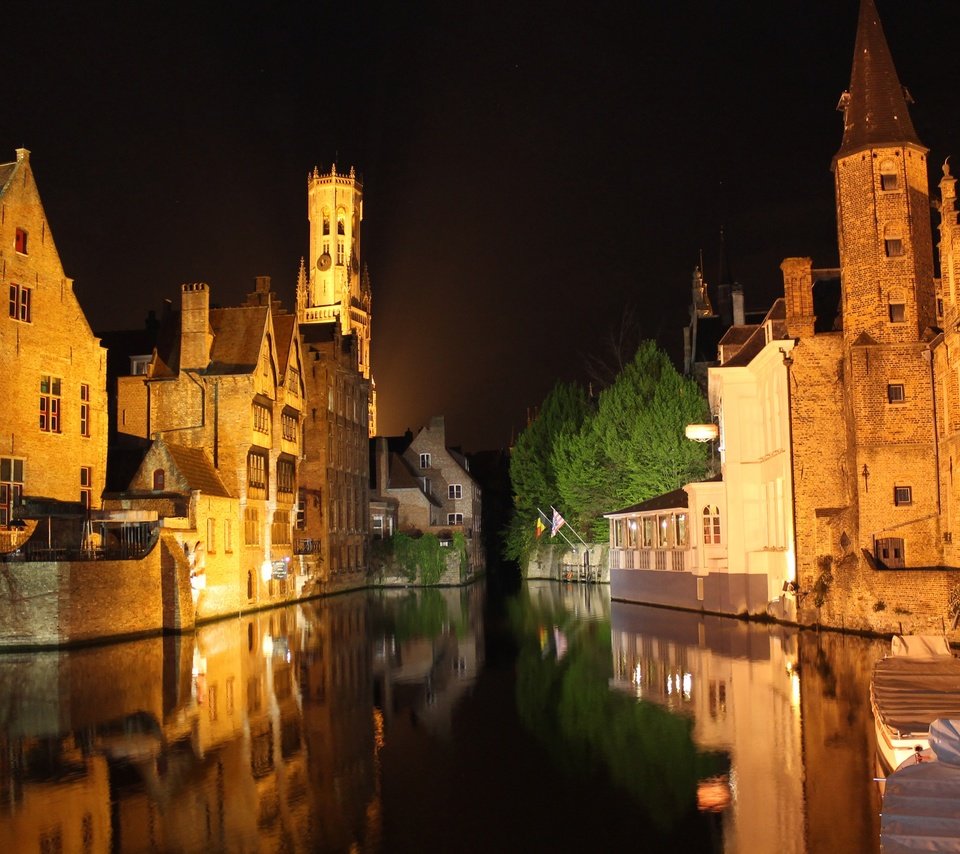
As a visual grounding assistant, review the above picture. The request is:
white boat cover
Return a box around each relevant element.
[892,635,954,658]
[881,719,960,852]
[873,655,960,737]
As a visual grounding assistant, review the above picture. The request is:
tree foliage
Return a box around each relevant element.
[507,341,710,559]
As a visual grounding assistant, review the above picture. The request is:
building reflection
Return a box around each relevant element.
[0,584,489,852]
[609,602,804,854]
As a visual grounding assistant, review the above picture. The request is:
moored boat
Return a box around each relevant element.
[871,634,960,773]
[880,718,960,852]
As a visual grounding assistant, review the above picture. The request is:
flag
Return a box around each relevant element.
[551,508,566,538]
[535,516,546,539]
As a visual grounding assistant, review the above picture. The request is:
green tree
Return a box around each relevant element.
[504,381,590,561]
[553,341,710,540]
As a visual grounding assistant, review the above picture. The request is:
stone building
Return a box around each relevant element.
[710,0,960,632]
[0,149,108,546]
[297,322,370,585]
[401,416,484,572]
[297,164,376,435]
[294,163,373,589]
[112,277,307,617]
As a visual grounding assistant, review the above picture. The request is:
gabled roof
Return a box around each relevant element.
[207,306,269,374]
[387,454,442,506]
[164,443,232,498]
[836,0,923,158]
[273,313,297,375]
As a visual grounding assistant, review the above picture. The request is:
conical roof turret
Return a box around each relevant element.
[836,0,923,158]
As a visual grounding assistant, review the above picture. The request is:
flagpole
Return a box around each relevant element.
[551,506,589,547]
[538,507,577,550]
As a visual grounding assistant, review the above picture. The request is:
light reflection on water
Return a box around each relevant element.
[0,580,888,853]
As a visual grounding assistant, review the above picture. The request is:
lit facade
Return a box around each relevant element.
[297,164,375,435]
[0,149,108,546]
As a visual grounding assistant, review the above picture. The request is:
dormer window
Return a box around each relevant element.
[153,469,165,490]
[879,158,900,191]
[14,228,27,254]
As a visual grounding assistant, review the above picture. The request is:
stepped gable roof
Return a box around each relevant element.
[207,306,268,374]
[165,443,232,498]
[836,0,923,158]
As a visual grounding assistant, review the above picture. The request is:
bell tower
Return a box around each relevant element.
[833,0,936,344]
[298,163,375,433]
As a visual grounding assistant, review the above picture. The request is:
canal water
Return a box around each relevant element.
[0,578,890,853]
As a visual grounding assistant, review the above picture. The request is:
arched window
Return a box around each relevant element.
[703,506,721,544]
[153,469,165,490]
[322,210,330,235]
[879,158,899,191]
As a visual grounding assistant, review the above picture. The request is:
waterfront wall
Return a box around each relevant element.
[525,544,608,582]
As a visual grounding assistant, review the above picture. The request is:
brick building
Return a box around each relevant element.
[0,149,108,547]
[709,0,960,632]
[112,277,307,616]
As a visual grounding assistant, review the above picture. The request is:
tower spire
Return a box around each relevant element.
[836,0,922,158]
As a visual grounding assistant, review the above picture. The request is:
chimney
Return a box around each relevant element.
[732,287,745,326]
[180,283,212,370]
[376,437,390,493]
[255,275,271,294]
[781,258,816,339]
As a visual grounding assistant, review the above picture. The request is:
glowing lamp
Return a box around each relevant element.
[260,560,272,582]
[685,423,719,443]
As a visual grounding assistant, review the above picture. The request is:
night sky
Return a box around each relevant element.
[7,1,960,451]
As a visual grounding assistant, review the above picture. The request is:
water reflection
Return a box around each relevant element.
[0,580,889,853]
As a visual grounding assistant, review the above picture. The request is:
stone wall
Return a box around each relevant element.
[526,544,608,582]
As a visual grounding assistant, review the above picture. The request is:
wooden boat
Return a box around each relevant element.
[871,634,960,774]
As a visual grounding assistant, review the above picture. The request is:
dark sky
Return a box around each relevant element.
[7,1,960,451]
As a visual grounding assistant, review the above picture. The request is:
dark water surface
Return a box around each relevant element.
[0,579,888,853]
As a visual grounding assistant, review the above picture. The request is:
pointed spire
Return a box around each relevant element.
[836,0,923,158]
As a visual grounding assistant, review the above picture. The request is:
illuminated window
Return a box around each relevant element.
[879,159,899,191]
[39,376,61,432]
[337,241,344,266]
[887,383,905,404]
[277,458,295,496]
[224,518,233,553]
[207,517,216,553]
[419,453,431,469]
[272,510,291,544]
[153,469,165,490]
[447,513,464,525]
[1,458,24,526]
[14,227,27,254]
[875,536,905,568]
[448,483,462,499]
[247,450,268,497]
[287,368,300,397]
[703,506,721,544]
[372,515,384,539]
[658,515,670,548]
[80,384,90,437]
[641,517,654,548]
[674,513,688,547]
[8,283,31,322]
[253,403,270,434]
[80,466,92,507]
[894,486,913,506]
[296,489,306,529]
[889,302,906,323]
[244,507,260,545]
